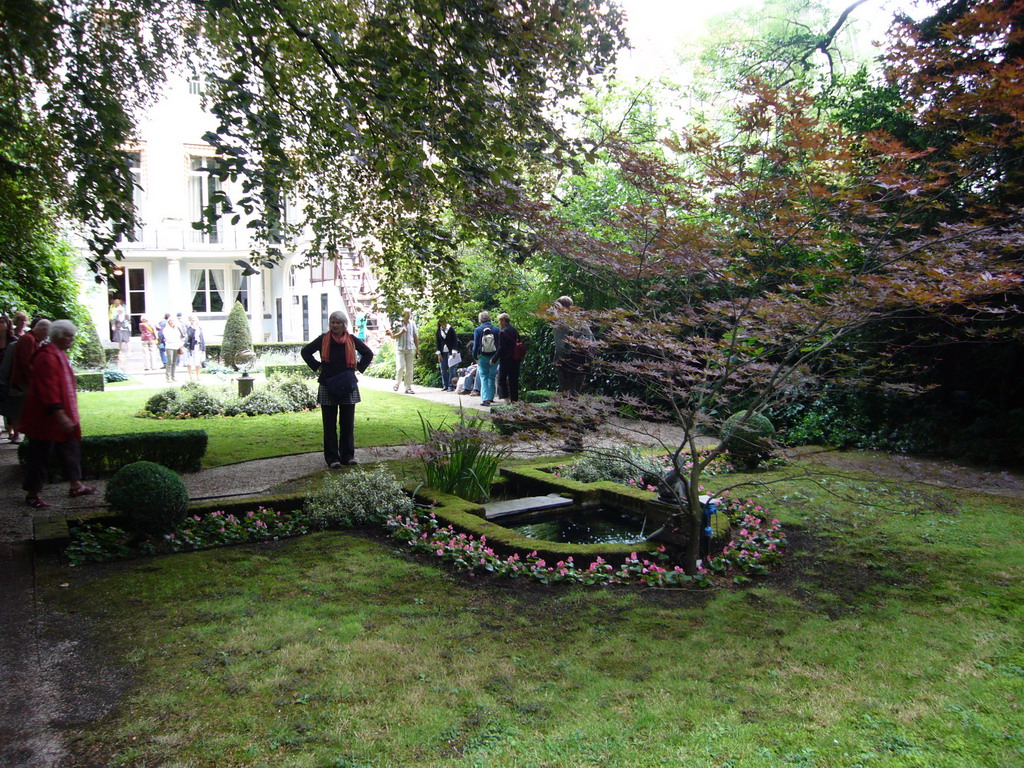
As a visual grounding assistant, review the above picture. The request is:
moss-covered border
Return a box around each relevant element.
[408,459,731,565]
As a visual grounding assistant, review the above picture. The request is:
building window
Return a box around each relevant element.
[189,268,248,313]
[310,261,338,284]
[188,75,213,95]
[189,156,222,244]
[190,268,226,313]
[235,272,248,311]
[125,151,143,242]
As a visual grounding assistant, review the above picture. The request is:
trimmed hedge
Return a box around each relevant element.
[75,372,105,392]
[524,389,557,403]
[265,363,315,379]
[19,429,208,478]
[205,342,307,364]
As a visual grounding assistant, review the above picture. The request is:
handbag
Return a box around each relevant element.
[324,368,357,399]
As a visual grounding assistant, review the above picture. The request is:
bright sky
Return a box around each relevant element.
[615,0,925,80]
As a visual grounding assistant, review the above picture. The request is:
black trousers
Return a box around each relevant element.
[321,403,356,465]
[497,358,521,402]
[23,439,81,495]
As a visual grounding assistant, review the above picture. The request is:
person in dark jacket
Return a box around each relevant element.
[472,311,499,405]
[494,313,522,403]
[301,311,374,467]
[435,318,459,392]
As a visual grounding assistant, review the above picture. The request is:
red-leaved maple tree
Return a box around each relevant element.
[487,1,1024,573]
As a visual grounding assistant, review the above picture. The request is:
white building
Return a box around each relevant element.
[78,75,383,346]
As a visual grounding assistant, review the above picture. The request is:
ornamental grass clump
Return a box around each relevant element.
[413,412,509,502]
[303,465,415,529]
[105,460,189,535]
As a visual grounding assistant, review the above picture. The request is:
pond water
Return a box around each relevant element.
[504,506,648,545]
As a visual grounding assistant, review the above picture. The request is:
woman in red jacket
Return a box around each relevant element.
[20,320,95,508]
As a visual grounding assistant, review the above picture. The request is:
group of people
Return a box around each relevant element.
[3,295,594,499]
[383,296,592,408]
[111,305,207,383]
[0,314,96,507]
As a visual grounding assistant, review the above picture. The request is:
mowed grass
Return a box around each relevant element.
[47,465,1024,767]
[77,386,458,467]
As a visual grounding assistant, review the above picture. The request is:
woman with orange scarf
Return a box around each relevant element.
[20,320,96,507]
[301,311,374,468]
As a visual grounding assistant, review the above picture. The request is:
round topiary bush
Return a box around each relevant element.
[721,410,776,470]
[105,461,189,535]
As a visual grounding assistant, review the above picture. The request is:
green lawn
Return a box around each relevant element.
[47,465,1024,767]
[78,387,459,467]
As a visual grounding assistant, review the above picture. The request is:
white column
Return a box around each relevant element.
[249,270,265,342]
[166,257,183,316]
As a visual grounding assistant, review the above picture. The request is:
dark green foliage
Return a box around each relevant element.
[143,381,314,419]
[103,348,120,366]
[144,388,180,416]
[72,314,107,370]
[105,461,190,535]
[220,301,252,371]
[68,431,208,476]
[177,387,225,418]
[366,339,396,379]
[772,385,1024,467]
[721,411,776,470]
[75,372,105,392]
[275,376,317,411]
[233,389,290,417]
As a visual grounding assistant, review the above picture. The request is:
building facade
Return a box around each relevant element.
[78,76,383,346]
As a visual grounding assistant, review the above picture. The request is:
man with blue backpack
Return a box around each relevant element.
[472,311,499,406]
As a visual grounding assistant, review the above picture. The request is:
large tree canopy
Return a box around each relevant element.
[0,0,625,294]
[483,0,1024,572]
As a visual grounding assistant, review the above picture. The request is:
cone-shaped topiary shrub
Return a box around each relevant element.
[73,314,107,369]
[721,411,776,470]
[221,300,252,370]
[105,461,189,534]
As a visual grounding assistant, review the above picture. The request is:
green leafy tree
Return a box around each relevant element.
[2,0,625,292]
[0,0,187,267]
[0,195,87,323]
[221,301,253,370]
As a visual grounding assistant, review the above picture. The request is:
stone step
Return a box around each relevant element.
[484,494,573,520]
